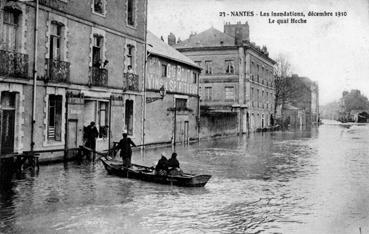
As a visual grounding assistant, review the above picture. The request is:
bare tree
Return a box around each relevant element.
[274,54,293,126]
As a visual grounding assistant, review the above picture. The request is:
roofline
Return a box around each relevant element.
[176,45,276,65]
[245,46,276,65]
[147,51,202,71]
[175,45,238,52]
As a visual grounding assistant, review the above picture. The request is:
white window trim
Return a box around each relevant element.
[43,87,66,147]
[124,95,136,138]
[96,100,109,139]
[124,39,137,73]
[89,27,106,67]
[126,0,137,28]
[45,13,68,61]
[1,4,27,53]
[0,84,25,153]
[91,0,107,17]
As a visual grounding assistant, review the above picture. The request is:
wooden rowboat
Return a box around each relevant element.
[100,157,211,187]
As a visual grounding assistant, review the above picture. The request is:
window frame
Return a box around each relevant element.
[47,94,63,141]
[224,86,235,101]
[225,60,235,74]
[161,63,167,77]
[127,0,136,27]
[204,87,212,101]
[2,10,19,51]
[92,0,106,16]
[205,60,212,75]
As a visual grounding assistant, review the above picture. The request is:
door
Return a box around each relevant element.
[175,121,183,143]
[0,92,16,155]
[67,119,78,149]
[184,121,189,145]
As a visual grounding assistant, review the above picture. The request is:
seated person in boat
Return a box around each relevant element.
[155,153,168,176]
[167,153,183,176]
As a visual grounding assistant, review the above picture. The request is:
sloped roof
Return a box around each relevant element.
[147,31,200,69]
[174,27,235,49]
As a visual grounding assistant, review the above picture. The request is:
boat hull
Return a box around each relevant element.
[100,158,211,187]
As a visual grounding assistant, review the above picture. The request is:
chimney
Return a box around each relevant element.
[168,32,176,46]
[224,21,250,45]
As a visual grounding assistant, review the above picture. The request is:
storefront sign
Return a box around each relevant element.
[147,58,198,95]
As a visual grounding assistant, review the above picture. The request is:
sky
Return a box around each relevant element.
[147,0,369,105]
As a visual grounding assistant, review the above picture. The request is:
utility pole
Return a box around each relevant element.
[30,0,39,152]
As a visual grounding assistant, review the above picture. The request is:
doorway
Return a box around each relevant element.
[0,92,16,155]
[67,119,78,149]
[183,121,189,144]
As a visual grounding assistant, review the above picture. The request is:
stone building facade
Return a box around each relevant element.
[145,31,201,145]
[172,22,276,137]
[0,0,146,161]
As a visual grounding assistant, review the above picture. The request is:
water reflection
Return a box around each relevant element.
[1,124,369,233]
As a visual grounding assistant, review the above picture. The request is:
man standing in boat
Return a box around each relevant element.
[115,132,136,168]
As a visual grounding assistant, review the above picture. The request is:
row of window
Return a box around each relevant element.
[201,86,235,101]
[47,95,134,141]
[1,10,136,76]
[92,0,136,26]
[195,60,235,75]
[251,61,274,87]
[250,87,274,110]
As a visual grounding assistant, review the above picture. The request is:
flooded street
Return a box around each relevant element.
[1,123,369,233]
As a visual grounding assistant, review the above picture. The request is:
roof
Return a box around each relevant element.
[174,27,235,49]
[147,31,200,69]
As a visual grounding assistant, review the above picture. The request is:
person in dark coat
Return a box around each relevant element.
[85,121,99,151]
[167,152,180,169]
[115,133,136,168]
[155,153,168,176]
[167,152,182,176]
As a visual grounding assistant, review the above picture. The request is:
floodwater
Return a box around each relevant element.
[1,122,369,234]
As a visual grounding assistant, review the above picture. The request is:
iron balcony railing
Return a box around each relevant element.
[90,67,108,87]
[0,50,29,79]
[45,58,70,83]
[123,72,139,91]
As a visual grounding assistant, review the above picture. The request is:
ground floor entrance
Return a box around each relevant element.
[0,91,16,155]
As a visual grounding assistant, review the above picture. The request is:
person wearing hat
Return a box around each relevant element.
[155,153,168,176]
[115,132,136,168]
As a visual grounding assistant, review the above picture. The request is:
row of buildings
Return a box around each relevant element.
[0,0,202,161]
[0,0,319,162]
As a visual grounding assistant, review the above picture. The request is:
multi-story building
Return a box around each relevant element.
[172,22,276,137]
[145,31,201,145]
[0,0,146,161]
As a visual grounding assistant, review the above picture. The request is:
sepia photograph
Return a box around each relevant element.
[0,0,369,233]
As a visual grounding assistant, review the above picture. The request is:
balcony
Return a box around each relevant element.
[90,67,108,87]
[45,59,70,83]
[123,72,139,91]
[0,50,29,79]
